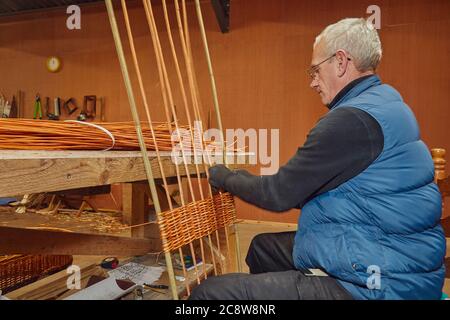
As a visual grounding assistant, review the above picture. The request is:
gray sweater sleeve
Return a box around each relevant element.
[216,107,384,212]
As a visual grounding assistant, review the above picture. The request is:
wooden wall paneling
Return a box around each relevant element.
[0,0,449,222]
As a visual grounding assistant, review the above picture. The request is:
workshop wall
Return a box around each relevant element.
[0,0,449,223]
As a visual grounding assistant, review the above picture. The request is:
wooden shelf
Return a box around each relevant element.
[0,150,247,197]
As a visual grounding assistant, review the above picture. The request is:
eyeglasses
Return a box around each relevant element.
[307,53,336,80]
[307,53,352,80]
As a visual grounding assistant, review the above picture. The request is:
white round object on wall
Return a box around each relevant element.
[46,56,62,73]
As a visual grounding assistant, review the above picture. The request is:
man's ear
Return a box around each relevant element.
[335,50,350,77]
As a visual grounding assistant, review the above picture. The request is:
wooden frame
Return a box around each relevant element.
[0,150,212,198]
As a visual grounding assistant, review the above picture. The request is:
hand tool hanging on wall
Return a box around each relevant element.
[0,95,11,118]
[2,100,11,118]
[78,95,97,121]
[45,97,49,117]
[99,97,106,122]
[0,95,5,117]
[33,94,43,120]
[54,97,61,118]
[45,97,59,120]
[9,95,17,118]
[63,98,79,116]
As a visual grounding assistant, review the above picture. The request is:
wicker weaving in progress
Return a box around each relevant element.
[158,192,236,252]
[102,0,240,299]
[0,255,73,294]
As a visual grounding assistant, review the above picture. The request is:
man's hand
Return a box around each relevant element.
[208,165,232,190]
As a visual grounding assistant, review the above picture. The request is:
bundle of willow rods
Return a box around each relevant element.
[0,119,193,151]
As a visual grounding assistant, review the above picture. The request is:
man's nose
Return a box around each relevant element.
[310,77,318,89]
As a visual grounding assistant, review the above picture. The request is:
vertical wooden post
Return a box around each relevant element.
[122,182,148,238]
[432,148,447,182]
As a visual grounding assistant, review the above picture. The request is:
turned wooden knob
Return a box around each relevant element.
[431,148,446,182]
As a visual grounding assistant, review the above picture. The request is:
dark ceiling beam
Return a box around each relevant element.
[0,0,230,31]
[211,0,230,33]
[0,0,103,18]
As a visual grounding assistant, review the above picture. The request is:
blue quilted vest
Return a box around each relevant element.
[293,75,446,300]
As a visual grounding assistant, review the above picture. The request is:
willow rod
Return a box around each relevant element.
[145,0,196,208]
[194,0,242,273]
[175,0,226,274]
[193,0,225,165]
[161,0,204,200]
[178,0,229,273]
[104,0,178,300]
[181,0,206,126]
[162,0,219,277]
[0,119,191,151]
[175,0,210,174]
[180,0,228,272]
[178,0,220,197]
[178,0,220,191]
[120,0,191,294]
[148,0,208,284]
[143,0,203,286]
[143,0,186,207]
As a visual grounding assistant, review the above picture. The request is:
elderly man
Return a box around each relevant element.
[190,18,446,300]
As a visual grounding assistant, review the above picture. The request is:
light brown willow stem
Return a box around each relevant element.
[183,0,231,272]
[120,0,190,295]
[182,0,206,126]
[104,0,178,299]
[162,0,218,276]
[144,0,203,285]
[175,0,227,273]
[194,0,242,272]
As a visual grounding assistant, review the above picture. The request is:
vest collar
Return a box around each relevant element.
[328,74,381,110]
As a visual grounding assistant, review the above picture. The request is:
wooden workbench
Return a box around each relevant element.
[0,150,247,253]
[0,150,220,197]
[5,254,215,300]
[0,150,248,299]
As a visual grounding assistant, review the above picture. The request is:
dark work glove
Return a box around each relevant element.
[208,165,232,190]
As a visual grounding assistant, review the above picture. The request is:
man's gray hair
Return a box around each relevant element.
[314,18,382,72]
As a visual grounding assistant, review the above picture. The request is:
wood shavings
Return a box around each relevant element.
[37,209,129,234]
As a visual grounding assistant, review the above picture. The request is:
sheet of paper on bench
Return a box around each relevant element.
[0,290,11,300]
[64,277,137,300]
[108,262,164,285]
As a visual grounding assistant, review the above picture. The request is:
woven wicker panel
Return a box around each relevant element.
[157,192,236,252]
[0,255,73,294]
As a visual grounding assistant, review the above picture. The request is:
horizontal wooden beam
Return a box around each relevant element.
[0,150,250,197]
[0,151,192,197]
[0,226,156,256]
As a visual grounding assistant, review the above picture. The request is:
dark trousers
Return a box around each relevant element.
[189,232,353,300]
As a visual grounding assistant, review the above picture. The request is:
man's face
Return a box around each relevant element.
[309,42,338,106]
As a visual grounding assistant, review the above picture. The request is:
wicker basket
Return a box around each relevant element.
[0,254,73,294]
